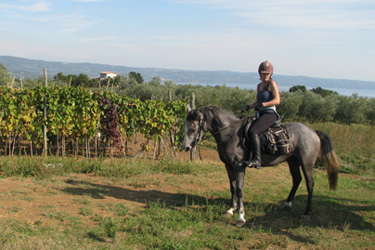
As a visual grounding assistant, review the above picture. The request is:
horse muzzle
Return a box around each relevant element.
[182,139,197,152]
[182,142,194,152]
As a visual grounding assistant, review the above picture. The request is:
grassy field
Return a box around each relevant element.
[0,155,374,249]
[309,122,375,175]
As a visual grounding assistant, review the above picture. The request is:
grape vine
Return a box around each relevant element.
[0,86,187,157]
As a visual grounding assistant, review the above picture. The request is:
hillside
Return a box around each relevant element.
[1,55,374,96]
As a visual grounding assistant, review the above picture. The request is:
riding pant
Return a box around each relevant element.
[249,112,278,135]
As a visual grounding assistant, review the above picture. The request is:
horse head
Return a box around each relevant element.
[182,108,208,152]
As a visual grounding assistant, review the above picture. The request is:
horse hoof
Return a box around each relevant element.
[236,219,246,227]
[302,214,310,221]
[225,208,234,217]
[225,211,233,217]
[283,201,292,211]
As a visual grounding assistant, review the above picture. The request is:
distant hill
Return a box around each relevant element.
[1,55,374,97]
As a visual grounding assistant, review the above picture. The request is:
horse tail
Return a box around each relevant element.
[316,130,340,191]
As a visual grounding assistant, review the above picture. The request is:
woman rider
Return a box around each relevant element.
[242,60,281,169]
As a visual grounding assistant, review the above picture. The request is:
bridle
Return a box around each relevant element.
[190,118,230,147]
[190,119,206,147]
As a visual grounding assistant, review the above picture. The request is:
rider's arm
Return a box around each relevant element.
[262,80,280,107]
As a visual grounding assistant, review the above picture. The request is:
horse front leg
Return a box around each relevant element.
[225,164,238,216]
[235,166,246,227]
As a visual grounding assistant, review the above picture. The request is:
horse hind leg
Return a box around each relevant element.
[301,161,315,220]
[284,156,302,210]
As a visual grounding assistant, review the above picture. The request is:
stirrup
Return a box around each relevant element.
[243,160,262,169]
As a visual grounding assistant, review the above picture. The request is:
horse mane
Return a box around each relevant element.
[187,106,240,128]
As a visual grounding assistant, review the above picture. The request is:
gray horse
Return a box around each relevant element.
[182,106,340,227]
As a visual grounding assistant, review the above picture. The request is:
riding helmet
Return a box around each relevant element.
[258,60,274,75]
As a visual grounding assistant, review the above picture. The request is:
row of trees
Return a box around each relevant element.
[117,80,375,125]
[2,63,375,125]
[0,63,145,89]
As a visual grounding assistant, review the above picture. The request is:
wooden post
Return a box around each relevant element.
[190,92,196,161]
[168,90,172,101]
[43,68,48,157]
[11,76,15,87]
[168,90,175,151]
[19,75,23,89]
[106,78,110,90]
[190,92,196,110]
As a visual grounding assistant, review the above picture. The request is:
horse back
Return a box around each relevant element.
[284,122,321,155]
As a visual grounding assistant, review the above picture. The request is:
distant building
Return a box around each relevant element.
[100,71,119,79]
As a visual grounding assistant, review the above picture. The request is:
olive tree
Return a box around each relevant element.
[278,92,303,121]
[298,92,337,122]
[365,98,375,125]
[334,94,365,124]
[0,64,11,86]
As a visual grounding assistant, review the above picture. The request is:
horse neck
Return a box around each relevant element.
[207,114,242,141]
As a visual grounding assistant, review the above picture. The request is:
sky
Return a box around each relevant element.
[0,0,374,81]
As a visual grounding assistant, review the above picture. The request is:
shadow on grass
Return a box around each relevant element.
[244,194,375,244]
[62,180,374,244]
[63,179,210,206]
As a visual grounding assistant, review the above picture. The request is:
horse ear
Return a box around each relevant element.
[186,104,191,113]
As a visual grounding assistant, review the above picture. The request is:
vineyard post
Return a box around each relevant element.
[106,78,110,90]
[43,67,48,157]
[168,90,172,101]
[19,75,23,89]
[190,92,196,161]
[11,76,15,87]
[168,90,175,152]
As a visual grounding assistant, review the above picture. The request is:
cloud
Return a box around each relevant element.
[170,0,375,30]
[6,11,99,34]
[73,0,106,2]
[83,35,118,42]
[0,1,53,12]
[57,14,99,33]
[28,12,100,33]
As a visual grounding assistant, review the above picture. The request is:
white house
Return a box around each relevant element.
[100,71,119,79]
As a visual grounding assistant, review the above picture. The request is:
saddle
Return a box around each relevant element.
[243,117,291,155]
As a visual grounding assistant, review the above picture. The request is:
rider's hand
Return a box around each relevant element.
[256,102,264,110]
[241,105,250,113]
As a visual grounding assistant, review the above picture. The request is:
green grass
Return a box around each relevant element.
[0,153,374,249]
[309,122,375,175]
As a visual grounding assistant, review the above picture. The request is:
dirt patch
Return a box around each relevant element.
[0,149,224,224]
[0,148,293,228]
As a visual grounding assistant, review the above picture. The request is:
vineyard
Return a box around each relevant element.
[0,86,187,158]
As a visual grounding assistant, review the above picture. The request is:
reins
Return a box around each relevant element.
[211,125,230,136]
[196,121,230,145]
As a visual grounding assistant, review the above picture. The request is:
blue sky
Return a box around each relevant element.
[0,0,374,81]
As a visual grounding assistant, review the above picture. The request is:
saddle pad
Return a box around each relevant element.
[242,117,291,155]
[261,125,291,155]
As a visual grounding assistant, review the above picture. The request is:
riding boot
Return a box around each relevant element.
[247,133,262,169]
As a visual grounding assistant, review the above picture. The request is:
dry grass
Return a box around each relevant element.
[0,153,374,249]
[309,122,375,174]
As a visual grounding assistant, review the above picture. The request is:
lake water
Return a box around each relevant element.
[277,85,375,98]
[183,82,375,98]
